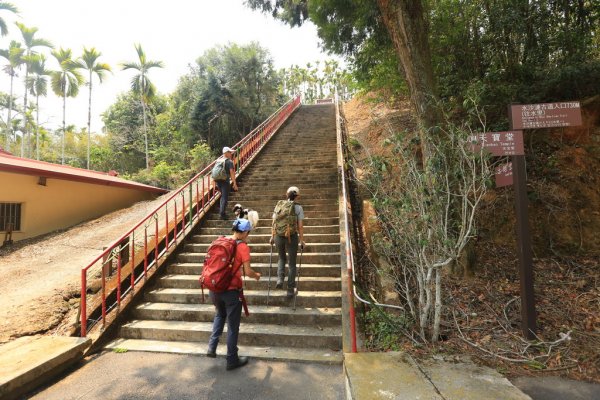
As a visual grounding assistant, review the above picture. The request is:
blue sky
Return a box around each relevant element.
[0,0,336,132]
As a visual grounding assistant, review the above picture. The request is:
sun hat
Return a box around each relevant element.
[286,186,300,195]
[222,146,234,154]
[232,218,252,232]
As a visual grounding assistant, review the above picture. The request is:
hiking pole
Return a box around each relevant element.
[293,244,303,311]
[267,243,273,306]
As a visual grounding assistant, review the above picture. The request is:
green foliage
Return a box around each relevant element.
[280,60,354,102]
[186,42,283,152]
[363,308,409,351]
[248,0,600,126]
[188,142,214,172]
[429,0,600,125]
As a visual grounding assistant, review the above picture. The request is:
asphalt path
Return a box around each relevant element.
[26,351,345,400]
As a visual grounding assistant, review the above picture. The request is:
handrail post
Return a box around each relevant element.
[130,233,135,293]
[80,270,87,337]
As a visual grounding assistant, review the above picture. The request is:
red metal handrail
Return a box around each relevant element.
[334,92,405,353]
[80,95,301,336]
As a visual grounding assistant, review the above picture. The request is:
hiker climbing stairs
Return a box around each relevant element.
[106,104,343,364]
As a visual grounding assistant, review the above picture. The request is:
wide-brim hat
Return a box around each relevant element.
[287,186,300,195]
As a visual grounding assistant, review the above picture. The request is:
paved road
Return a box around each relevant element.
[26,351,345,400]
[512,376,600,400]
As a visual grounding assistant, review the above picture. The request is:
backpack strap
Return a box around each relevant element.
[234,239,250,317]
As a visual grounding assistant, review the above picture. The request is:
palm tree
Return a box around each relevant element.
[50,47,84,164]
[79,47,111,169]
[121,43,164,169]
[16,22,52,157]
[0,2,18,37]
[27,55,50,160]
[0,40,24,150]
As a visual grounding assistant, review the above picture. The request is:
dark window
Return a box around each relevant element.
[0,203,21,231]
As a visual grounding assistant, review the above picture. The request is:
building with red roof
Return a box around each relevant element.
[0,150,168,243]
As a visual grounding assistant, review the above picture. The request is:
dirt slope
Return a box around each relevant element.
[0,194,170,343]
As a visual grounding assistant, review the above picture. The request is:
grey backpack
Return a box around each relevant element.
[211,158,228,181]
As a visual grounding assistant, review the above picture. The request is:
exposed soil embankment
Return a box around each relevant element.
[0,194,169,343]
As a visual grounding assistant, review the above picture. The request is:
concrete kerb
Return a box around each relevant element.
[0,336,91,400]
[343,352,533,400]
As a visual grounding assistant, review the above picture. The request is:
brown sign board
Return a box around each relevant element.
[495,162,513,187]
[510,101,582,130]
[469,130,524,156]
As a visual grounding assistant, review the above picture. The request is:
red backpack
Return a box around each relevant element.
[199,236,250,316]
[200,236,239,293]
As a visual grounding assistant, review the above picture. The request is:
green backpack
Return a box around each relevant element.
[272,200,298,238]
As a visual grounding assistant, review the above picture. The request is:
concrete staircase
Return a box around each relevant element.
[107,104,343,364]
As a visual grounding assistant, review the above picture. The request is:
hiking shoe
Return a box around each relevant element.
[286,288,295,298]
[206,350,216,358]
[275,280,283,289]
[226,356,249,371]
[220,213,227,220]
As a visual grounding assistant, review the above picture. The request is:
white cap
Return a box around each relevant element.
[222,146,234,154]
[287,186,300,195]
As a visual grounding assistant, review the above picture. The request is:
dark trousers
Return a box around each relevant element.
[208,290,242,365]
[275,233,299,288]
[216,180,231,217]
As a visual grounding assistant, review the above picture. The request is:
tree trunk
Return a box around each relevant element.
[62,90,66,165]
[23,64,29,158]
[376,0,441,141]
[87,71,92,169]
[142,96,149,169]
[432,267,442,342]
[36,95,40,160]
[6,74,14,150]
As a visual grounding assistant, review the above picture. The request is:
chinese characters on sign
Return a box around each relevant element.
[495,162,513,187]
[510,102,582,130]
[469,130,524,156]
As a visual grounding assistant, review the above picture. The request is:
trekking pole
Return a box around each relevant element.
[293,244,303,311]
[267,243,273,306]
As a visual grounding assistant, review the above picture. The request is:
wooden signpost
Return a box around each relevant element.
[507,101,582,339]
[495,162,513,187]
[470,101,582,339]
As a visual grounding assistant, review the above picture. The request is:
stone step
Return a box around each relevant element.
[197,225,340,235]
[145,288,342,308]
[131,302,342,326]
[105,339,343,364]
[167,263,341,277]
[232,187,338,196]
[118,320,342,349]
[248,163,336,170]
[239,176,338,185]
[229,193,337,201]
[204,211,339,220]
[200,217,338,228]
[237,182,338,191]
[177,251,341,264]
[184,242,340,254]
[237,174,338,183]
[158,275,341,291]
[191,233,341,244]
[218,202,339,212]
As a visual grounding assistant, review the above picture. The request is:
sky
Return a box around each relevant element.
[0,0,337,133]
